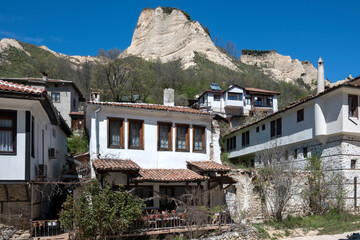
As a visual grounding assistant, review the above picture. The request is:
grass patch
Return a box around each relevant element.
[262,211,360,236]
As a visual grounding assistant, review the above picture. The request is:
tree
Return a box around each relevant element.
[303,154,345,214]
[95,58,130,102]
[254,143,304,221]
[59,180,144,239]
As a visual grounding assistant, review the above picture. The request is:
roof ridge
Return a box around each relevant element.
[0,80,46,94]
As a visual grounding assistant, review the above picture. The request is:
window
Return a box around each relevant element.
[297,109,304,122]
[293,149,298,159]
[108,118,124,148]
[193,126,205,153]
[242,131,250,147]
[73,99,76,110]
[266,97,273,107]
[0,111,16,154]
[262,124,265,131]
[176,124,189,151]
[158,122,172,151]
[228,93,242,101]
[226,136,236,151]
[214,94,220,101]
[284,151,288,160]
[51,92,60,102]
[351,160,357,170]
[31,116,35,158]
[303,147,308,158]
[256,126,259,133]
[276,118,282,136]
[255,97,263,107]
[271,118,282,138]
[348,95,358,118]
[128,120,144,149]
[245,97,251,105]
[52,129,56,138]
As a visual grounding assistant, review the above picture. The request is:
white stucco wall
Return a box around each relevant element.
[0,98,68,181]
[226,87,359,159]
[86,105,219,170]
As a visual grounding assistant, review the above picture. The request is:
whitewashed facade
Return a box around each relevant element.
[196,85,279,119]
[0,80,71,219]
[224,59,360,210]
[85,94,228,210]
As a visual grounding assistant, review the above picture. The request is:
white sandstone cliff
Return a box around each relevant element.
[121,7,238,71]
[240,50,318,86]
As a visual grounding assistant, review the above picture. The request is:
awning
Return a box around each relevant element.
[133,169,209,183]
[93,158,140,172]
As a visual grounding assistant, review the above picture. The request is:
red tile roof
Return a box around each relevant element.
[0,80,45,94]
[93,158,140,172]
[225,75,360,137]
[187,161,231,172]
[134,169,209,182]
[244,87,281,95]
[88,101,211,115]
[69,111,84,116]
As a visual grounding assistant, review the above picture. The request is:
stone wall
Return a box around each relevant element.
[225,169,309,222]
[252,135,360,212]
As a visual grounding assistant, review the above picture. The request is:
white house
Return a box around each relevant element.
[85,89,234,210]
[1,74,86,130]
[194,83,280,125]
[224,58,360,210]
[0,80,72,220]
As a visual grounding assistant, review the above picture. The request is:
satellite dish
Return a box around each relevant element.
[255,97,258,100]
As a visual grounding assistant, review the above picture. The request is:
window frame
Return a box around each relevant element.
[242,131,250,147]
[228,93,242,101]
[157,122,172,151]
[193,125,206,153]
[51,92,60,103]
[271,118,282,138]
[297,109,304,122]
[175,124,189,152]
[348,94,358,118]
[0,110,17,155]
[213,94,221,101]
[107,118,124,149]
[351,159,357,170]
[31,116,35,158]
[128,119,144,150]
[303,147,308,158]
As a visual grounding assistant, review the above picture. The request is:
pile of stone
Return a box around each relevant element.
[201,224,259,240]
[0,224,30,240]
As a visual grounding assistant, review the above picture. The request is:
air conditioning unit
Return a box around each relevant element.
[49,148,57,158]
[37,164,47,178]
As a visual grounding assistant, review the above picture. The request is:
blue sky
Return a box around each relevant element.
[0,0,359,82]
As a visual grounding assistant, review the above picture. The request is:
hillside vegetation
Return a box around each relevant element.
[0,40,311,108]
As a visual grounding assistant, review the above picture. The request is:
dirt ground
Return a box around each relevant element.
[281,230,360,240]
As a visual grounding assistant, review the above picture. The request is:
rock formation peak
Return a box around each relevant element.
[120,7,238,70]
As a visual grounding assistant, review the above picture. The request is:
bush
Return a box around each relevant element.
[59,180,145,239]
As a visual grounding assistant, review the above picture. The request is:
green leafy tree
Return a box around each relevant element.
[67,132,88,154]
[59,180,144,239]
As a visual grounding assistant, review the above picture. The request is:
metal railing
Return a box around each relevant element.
[130,211,229,232]
[31,219,66,238]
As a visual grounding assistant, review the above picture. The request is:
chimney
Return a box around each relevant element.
[163,88,174,106]
[317,57,324,93]
[42,72,48,81]
[91,92,100,102]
